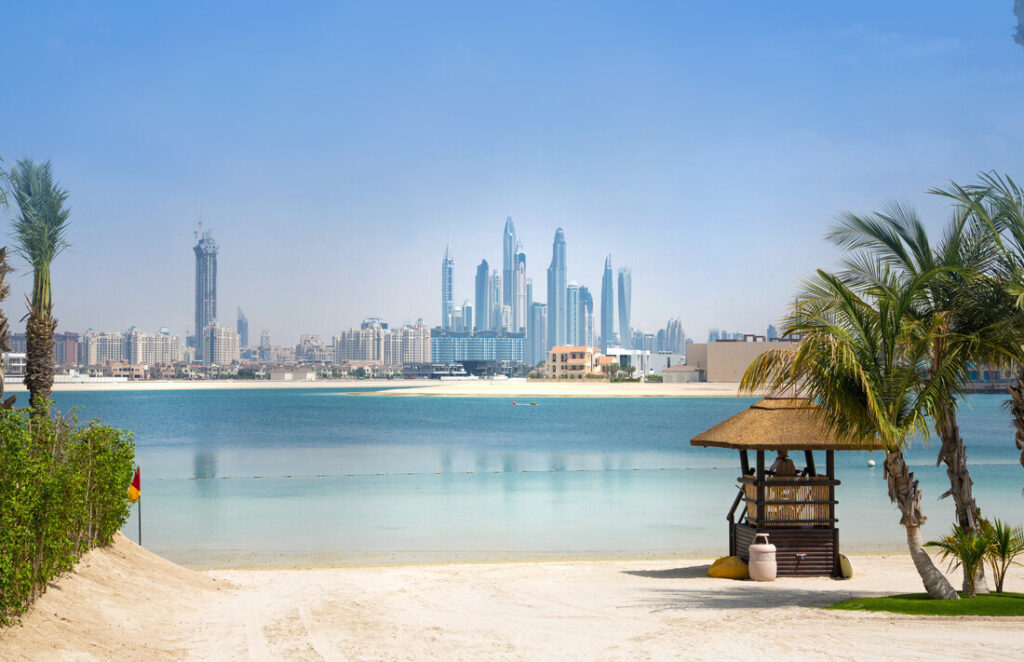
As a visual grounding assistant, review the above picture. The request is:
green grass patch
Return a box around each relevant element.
[827,592,1024,616]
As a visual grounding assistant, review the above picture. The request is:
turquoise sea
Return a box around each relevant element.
[38,389,1024,568]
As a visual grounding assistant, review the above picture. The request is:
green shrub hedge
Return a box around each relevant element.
[0,408,135,625]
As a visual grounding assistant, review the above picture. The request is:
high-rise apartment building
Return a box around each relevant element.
[502,217,516,323]
[600,255,614,352]
[474,260,490,332]
[513,246,527,332]
[333,320,430,366]
[663,318,685,353]
[767,323,779,341]
[193,226,218,363]
[126,327,181,365]
[546,228,567,351]
[617,266,632,349]
[528,303,547,366]
[203,323,240,366]
[237,307,249,348]
[82,330,126,365]
[490,270,502,331]
[441,244,454,330]
[566,282,580,346]
[579,286,595,348]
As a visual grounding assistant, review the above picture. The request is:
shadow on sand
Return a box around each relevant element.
[621,566,854,612]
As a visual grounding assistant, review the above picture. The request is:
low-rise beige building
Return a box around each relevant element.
[685,339,799,382]
[546,346,604,379]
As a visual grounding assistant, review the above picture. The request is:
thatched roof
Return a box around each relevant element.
[690,398,885,451]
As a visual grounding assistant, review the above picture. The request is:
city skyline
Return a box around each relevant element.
[3,4,1023,343]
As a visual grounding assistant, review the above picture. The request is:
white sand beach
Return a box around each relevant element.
[7,379,744,397]
[2,534,1020,661]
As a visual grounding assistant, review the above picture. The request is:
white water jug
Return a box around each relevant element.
[748,533,777,582]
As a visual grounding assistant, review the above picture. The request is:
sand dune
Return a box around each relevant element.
[2,534,1020,661]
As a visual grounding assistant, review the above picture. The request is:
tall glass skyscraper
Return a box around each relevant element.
[566,282,580,346]
[546,228,567,350]
[194,226,218,363]
[441,244,454,330]
[237,307,248,348]
[513,247,527,332]
[579,285,594,347]
[617,266,632,349]
[502,217,516,321]
[474,259,490,332]
[600,255,614,351]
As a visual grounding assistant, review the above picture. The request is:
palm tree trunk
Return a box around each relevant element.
[934,404,989,593]
[1010,366,1024,482]
[24,306,56,412]
[883,449,959,599]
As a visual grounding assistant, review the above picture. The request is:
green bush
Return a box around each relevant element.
[0,407,134,625]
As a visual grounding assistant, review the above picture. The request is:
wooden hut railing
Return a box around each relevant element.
[739,475,838,527]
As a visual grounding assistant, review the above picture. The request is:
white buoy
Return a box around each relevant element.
[867,459,876,467]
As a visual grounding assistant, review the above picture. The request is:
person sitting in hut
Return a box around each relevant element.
[769,450,797,476]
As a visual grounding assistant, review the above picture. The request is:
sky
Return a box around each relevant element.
[2,1,1024,344]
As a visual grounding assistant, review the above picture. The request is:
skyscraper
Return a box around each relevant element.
[193,225,218,363]
[546,228,567,350]
[528,303,548,366]
[617,266,632,349]
[566,282,580,346]
[474,259,490,332]
[237,307,248,348]
[600,255,614,351]
[502,217,516,321]
[579,286,594,347]
[490,270,502,330]
[513,246,527,332]
[441,244,455,330]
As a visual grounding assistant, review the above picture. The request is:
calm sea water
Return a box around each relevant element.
[34,389,1024,568]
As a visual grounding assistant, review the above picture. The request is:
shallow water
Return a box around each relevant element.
[40,389,1024,567]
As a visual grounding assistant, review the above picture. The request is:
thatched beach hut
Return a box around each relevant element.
[691,397,884,577]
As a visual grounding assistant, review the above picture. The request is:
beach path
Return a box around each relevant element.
[2,534,1021,661]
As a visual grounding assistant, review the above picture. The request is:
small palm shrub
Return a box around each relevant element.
[925,526,994,598]
[984,519,1024,594]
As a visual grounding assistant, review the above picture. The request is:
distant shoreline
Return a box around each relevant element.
[4,378,745,397]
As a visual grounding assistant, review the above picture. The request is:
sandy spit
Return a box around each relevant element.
[6,379,746,397]
[2,534,1020,661]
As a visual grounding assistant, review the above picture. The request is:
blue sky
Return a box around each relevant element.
[2,2,1023,343]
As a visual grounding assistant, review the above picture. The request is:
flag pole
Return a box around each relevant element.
[138,493,142,546]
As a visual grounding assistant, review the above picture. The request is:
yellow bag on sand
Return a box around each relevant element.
[708,555,749,579]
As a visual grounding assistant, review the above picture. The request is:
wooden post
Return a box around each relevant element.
[803,450,816,477]
[826,450,835,525]
[740,450,750,475]
[756,450,765,527]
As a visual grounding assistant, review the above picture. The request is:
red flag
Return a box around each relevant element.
[128,467,141,501]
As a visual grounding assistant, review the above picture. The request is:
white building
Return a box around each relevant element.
[1,352,26,378]
[604,346,652,379]
[126,328,181,365]
[203,323,241,365]
[82,330,126,365]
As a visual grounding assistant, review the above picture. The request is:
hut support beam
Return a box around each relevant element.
[740,450,750,475]
[804,450,816,476]
[756,450,765,526]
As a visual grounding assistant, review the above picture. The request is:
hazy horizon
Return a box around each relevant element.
[3,2,1023,345]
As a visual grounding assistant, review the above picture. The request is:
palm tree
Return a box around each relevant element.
[6,159,72,412]
[824,201,1022,591]
[741,268,960,599]
[931,173,1024,486]
[925,526,993,598]
[0,247,14,409]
